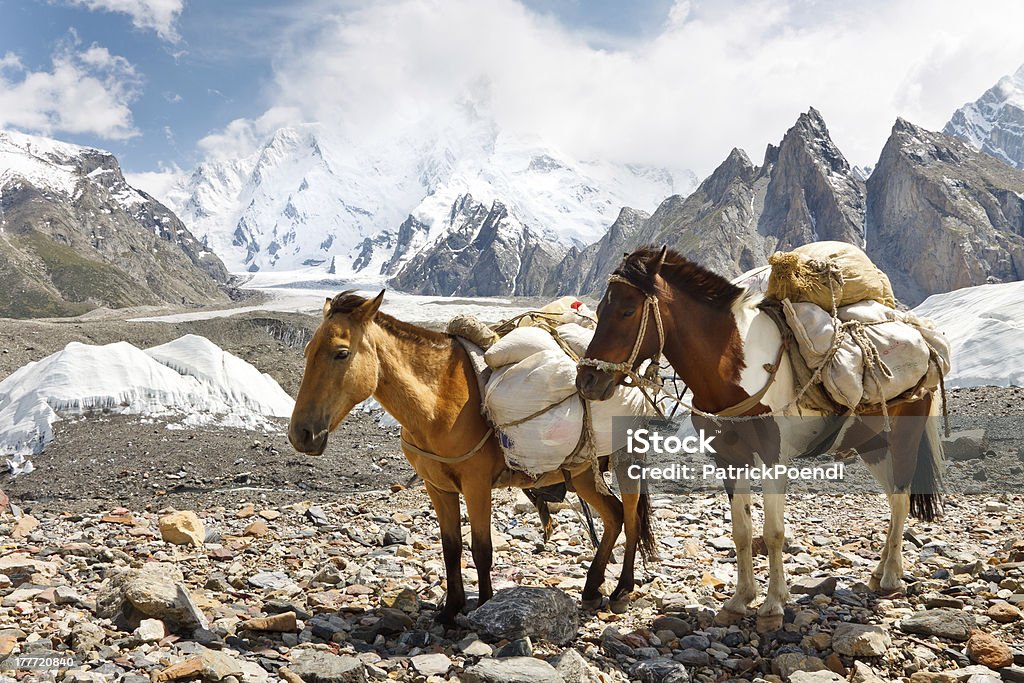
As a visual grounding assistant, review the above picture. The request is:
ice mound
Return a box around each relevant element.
[0,335,295,464]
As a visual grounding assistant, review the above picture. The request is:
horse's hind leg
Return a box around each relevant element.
[870,492,909,592]
[425,483,466,625]
[861,401,929,593]
[756,477,789,633]
[573,471,623,610]
[715,491,758,625]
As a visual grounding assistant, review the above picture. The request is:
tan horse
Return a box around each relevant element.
[578,247,943,632]
[289,290,656,623]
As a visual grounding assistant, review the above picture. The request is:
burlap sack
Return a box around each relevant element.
[767,241,896,310]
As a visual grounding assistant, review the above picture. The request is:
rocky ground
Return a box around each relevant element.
[1,479,1022,683]
[2,311,1024,682]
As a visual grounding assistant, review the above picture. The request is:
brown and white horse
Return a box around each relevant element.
[577,247,943,632]
[289,291,657,624]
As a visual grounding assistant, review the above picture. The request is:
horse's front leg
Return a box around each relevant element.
[608,491,641,611]
[756,476,789,633]
[573,469,624,610]
[463,482,494,607]
[715,490,758,625]
[425,483,466,625]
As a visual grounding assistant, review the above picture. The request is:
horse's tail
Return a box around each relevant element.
[637,493,659,563]
[910,391,944,521]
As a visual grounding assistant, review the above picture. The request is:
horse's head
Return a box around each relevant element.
[289,290,385,455]
[577,246,667,401]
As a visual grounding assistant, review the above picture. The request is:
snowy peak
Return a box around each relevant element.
[389,193,562,297]
[0,129,145,211]
[168,105,697,289]
[945,63,1024,170]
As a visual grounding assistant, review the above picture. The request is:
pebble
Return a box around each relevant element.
[966,630,1014,669]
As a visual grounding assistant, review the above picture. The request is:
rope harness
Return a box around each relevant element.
[400,428,494,464]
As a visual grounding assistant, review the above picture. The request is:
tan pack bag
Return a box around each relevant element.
[767,241,895,310]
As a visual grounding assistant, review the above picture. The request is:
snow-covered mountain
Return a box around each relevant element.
[945,63,1024,170]
[167,105,697,289]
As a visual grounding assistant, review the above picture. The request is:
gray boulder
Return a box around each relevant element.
[462,657,565,683]
[287,650,368,683]
[900,608,977,642]
[467,587,579,645]
[96,563,208,633]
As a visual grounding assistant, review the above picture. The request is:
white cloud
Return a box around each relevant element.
[63,0,185,42]
[196,107,302,159]
[125,163,185,205]
[203,0,1024,177]
[0,43,142,140]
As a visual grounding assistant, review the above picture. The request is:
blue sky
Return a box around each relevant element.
[3,0,1024,183]
[0,0,676,173]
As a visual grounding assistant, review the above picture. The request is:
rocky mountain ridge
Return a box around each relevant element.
[546,108,867,297]
[545,108,1024,307]
[0,130,229,318]
[867,118,1024,305]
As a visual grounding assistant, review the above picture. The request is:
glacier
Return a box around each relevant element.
[0,335,295,464]
[913,280,1024,388]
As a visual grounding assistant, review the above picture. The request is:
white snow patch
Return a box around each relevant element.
[913,280,1024,388]
[0,335,294,468]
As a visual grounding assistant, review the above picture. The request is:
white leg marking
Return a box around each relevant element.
[757,479,789,622]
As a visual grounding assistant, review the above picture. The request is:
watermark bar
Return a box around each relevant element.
[610,414,1022,496]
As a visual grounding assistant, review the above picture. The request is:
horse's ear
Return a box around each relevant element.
[355,290,385,322]
[648,245,668,277]
[322,297,333,318]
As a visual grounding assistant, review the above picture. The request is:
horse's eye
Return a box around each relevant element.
[623,309,636,318]
[335,349,350,361]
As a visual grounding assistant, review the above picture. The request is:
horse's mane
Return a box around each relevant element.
[329,291,452,349]
[614,246,747,310]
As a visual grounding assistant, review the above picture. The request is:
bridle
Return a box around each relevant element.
[578,272,788,421]
[578,273,667,414]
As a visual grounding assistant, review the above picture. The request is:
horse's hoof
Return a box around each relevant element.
[609,596,629,614]
[867,575,882,592]
[755,613,784,634]
[435,609,460,627]
[876,579,905,595]
[581,596,604,611]
[714,607,747,626]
